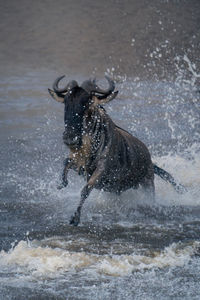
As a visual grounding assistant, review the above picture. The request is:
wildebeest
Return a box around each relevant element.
[48,76,185,226]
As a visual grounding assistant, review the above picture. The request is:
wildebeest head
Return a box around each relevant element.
[48,75,118,148]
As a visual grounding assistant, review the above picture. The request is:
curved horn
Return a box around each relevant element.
[53,75,78,93]
[81,76,115,95]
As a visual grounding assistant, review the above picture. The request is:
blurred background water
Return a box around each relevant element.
[0,1,200,299]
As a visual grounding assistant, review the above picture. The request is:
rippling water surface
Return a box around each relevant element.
[0,1,200,299]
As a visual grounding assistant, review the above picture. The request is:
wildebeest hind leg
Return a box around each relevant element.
[141,177,155,202]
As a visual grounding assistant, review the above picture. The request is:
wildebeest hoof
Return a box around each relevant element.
[70,212,80,226]
[57,181,68,190]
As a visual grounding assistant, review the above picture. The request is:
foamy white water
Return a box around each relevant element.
[0,239,199,278]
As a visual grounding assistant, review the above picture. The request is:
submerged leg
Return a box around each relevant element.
[141,177,155,202]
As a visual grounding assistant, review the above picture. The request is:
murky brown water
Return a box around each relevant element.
[0,1,200,299]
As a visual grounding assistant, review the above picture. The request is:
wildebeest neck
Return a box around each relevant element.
[84,106,114,157]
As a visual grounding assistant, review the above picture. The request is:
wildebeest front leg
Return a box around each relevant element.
[57,158,75,190]
[70,166,104,226]
[69,184,93,226]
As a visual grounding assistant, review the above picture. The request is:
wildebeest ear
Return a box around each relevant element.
[92,91,118,105]
[48,89,65,103]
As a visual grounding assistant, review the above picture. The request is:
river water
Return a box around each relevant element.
[0,1,200,299]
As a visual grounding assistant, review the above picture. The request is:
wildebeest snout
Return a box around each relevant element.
[63,130,80,146]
